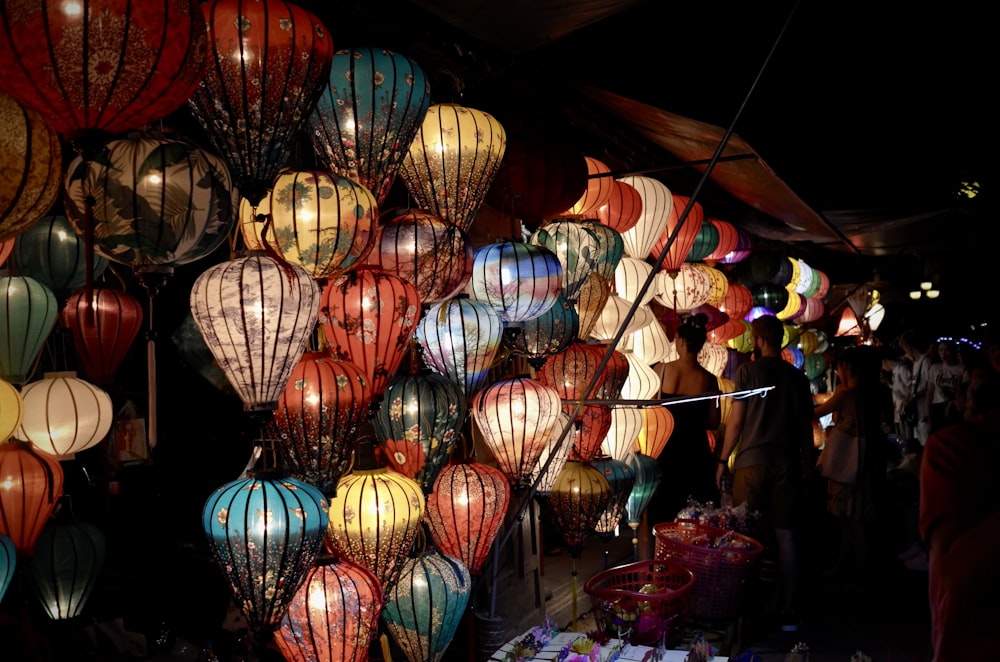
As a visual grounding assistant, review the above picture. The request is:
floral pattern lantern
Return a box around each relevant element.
[414,296,504,397]
[596,179,643,234]
[635,407,674,460]
[375,210,473,304]
[697,343,729,378]
[568,404,613,463]
[275,556,383,662]
[562,156,613,217]
[592,456,636,538]
[320,267,420,397]
[506,295,579,367]
[0,92,61,242]
[189,0,334,206]
[399,103,506,232]
[537,341,609,401]
[10,215,108,293]
[528,219,601,303]
[16,371,113,459]
[468,241,562,324]
[619,176,671,261]
[0,440,64,555]
[691,264,729,307]
[0,274,58,385]
[310,47,431,205]
[61,288,144,386]
[574,272,610,341]
[654,264,712,312]
[29,517,105,620]
[545,460,611,558]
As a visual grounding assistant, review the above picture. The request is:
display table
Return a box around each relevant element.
[488,629,729,662]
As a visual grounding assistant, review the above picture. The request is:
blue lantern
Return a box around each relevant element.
[468,241,562,324]
[414,296,504,397]
[626,452,663,532]
[581,220,624,285]
[592,456,636,539]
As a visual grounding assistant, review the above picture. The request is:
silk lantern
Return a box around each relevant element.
[596,179,643,234]
[17,371,113,459]
[468,241,562,324]
[691,264,729,307]
[61,287,143,386]
[189,0,334,205]
[568,404,613,463]
[530,412,574,497]
[619,176,671,261]
[505,295,579,366]
[718,283,754,322]
[10,215,108,293]
[376,210,473,304]
[239,195,272,252]
[614,257,656,307]
[703,219,739,266]
[751,283,790,313]
[310,47,431,205]
[654,264,711,312]
[650,195,704,274]
[0,92,61,242]
[0,274,58,385]
[0,378,22,443]
[528,219,601,302]
[593,456,636,538]
[0,534,13,603]
[190,254,320,411]
[275,557,383,662]
[537,341,608,401]
[266,170,378,280]
[601,407,644,462]
[326,467,424,595]
[414,296,504,397]
[30,517,105,620]
[0,440,64,555]
[562,156,613,217]
[620,352,661,400]
[382,549,471,662]
[718,226,753,265]
[631,318,675,366]
[626,452,662,548]
[203,474,329,637]
[545,460,611,557]
[425,461,510,576]
[399,103,506,232]
[574,272,610,341]
[594,349,630,401]
[635,407,674,460]
[589,296,654,343]
[697,343,729,378]
[267,352,371,496]
[583,213,628,281]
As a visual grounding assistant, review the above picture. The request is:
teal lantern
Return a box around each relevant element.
[0,534,14,604]
[30,517,105,620]
[528,219,601,302]
[0,274,57,384]
[505,294,579,368]
[593,456,636,539]
[626,452,662,559]
[581,220,625,285]
[9,215,108,293]
[685,219,720,263]
[381,549,471,662]
[804,353,827,380]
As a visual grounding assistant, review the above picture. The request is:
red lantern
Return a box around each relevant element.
[718,283,754,322]
[596,179,642,234]
[703,219,739,266]
[60,288,143,386]
[537,341,609,401]
[594,349,630,400]
[650,195,705,274]
[0,440,64,555]
[567,404,612,463]
[487,132,588,223]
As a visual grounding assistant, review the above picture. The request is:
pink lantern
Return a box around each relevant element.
[375,210,473,304]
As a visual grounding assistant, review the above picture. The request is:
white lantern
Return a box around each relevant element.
[654,264,711,311]
[618,176,672,261]
[631,319,676,366]
[613,256,655,307]
[589,296,654,343]
[600,407,643,462]
[620,352,661,400]
[697,343,729,378]
[16,372,112,459]
[529,412,573,497]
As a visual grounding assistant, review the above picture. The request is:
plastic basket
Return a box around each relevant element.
[652,520,764,620]
[583,560,694,646]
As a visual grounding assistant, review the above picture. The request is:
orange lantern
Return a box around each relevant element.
[563,156,613,217]
[537,341,609,401]
[702,219,739,266]
[596,179,643,234]
[718,283,754,321]
[635,407,674,460]
[567,404,612,462]
[0,440,64,555]
[649,195,704,274]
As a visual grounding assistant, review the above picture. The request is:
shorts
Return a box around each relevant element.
[731,463,799,529]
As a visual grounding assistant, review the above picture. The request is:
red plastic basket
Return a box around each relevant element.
[583,560,694,646]
[652,520,764,621]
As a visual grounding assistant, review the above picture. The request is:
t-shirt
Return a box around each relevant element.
[927,362,966,405]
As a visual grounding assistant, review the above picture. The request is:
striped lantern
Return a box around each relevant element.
[375,210,473,304]
[529,219,601,303]
[16,371,113,459]
[619,176,672,261]
[0,92,61,242]
[9,215,108,293]
[60,288,144,386]
[684,218,720,263]
[0,440,64,555]
[635,407,674,460]
[468,241,562,324]
[614,256,656,307]
[537,341,608,401]
[563,156,613,217]
[414,297,504,398]
[592,456,636,538]
[703,219,740,266]
[649,194,704,274]
[596,179,643,234]
[600,407,644,462]
[0,274,58,385]
[30,517,105,620]
[545,460,610,558]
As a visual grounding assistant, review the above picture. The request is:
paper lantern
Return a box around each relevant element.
[529,219,601,302]
[804,354,827,380]
[382,550,471,662]
[717,283,754,322]
[190,254,320,411]
[782,346,806,370]
[545,460,611,557]
[372,371,466,494]
[707,318,747,346]
[505,295,579,366]
[9,215,108,293]
[600,407,644,462]
[310,47,431,205]
[203,474,329,635]
[619,176,671,261]
[793,259,815,295]
[537,342,608,401]
[635,407,674,460]
[266,170,378,280]
[690,304,728,333]
[717,226,753,265]
[0,275,58,385]
[0,440,64,555]
[275,557,383,662]
[16,371,113,459]
[60,288,143,386]
[0,534,13,603]
[399,103,506,232]
[414,296,504,397]
[620,352,661,400]
[797,296,826,324]
[530,412,573,497]
[568,404,613,463]
[776,289,804,321]
[0,378,23,443]
[614,257,656,307]
[189,0,333,205]
[593,456,636,538]
[654,264,711,311]
[697,343,729,378]
[563,156,613,217]
[596,179,642,234]
[425,462,510,576]
[703,219,739,266]
[626,452,662,529]
[30,518,105,620]
[268,352,371,496]
[631,318,675,366]
[574,272,610,341]
[691,264,729,307]
[320,267,420,397]
[376,210,473,304]
[326,468,424,595]
[726,321,754,353]
[589,296,654,343]
[649,195,704,274]
[468,241,562,324]
[0,92,61,242]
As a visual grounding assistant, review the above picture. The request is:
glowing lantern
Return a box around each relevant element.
[594,349,630,401]
[751,283,789,313]
[266,170,378,280]
[691,264,729,307]
[399,103,506,232]
[239,195,272,251]
[836,306,862,337]
[0,534,13,603]
[29,517,105,620]
[530,412,574,497]
[10,215,108,293]
[631,319,675,366]
[414,296,504,397]
[60,288,144,386]
[635,407,674,460]
[545,460,611,557]
[568,404,613,462]
[593,456,636,538]
[310,47,431,205]
[685,219,720,263]
[275,557,382,662]
[574,272,610,341]
[0,275,58,385]
[468,241,562,323]
[601,407,644,462]
[703,219,739,266]
[718,283,753,321]
[425,462,510,576]
[649,195,704,274]
[320,267,420,397]
[797,297,826,324]
[596,179,643,234]
[718,226,753,265]
[619,176,671,261]
[582,220,625,285]
[537,342,608,401]
[376,210,473,304]
[697,343,729,378]
[794,259,815,295]
[326,467,424,595]
[0,440,64,555]
[0,379,21,444]
[614,257,656,307]
[782,346,806,370]
[506,295,579,366]
[626,452,662,531]
[589,296,654,343]
[726,321,754,353]
[654,264,711,311]
[797,329,819,355]
[563,156,613,217]
[0,92,61,242]
[620,352,661,400]
[777,289,804,321]
[707,318,747,346]
[804,354,827,380]
[528,219,601,302]
[16,371,113,459]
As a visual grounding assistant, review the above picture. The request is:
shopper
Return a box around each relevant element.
[924,339,966,433]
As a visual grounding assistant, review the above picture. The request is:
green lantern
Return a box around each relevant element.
[0,275,57,384]
[10,215,108,293]
[685,219,720,263]
[30,518,106,620]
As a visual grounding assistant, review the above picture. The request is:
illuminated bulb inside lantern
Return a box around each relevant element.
[62,1,82,16]
[295,207,316,224]
[456,490,469,506]
[146,173,162,186]
[1,477,14,490]
[305,393,320,407]
[307,585,326,611]
[406,402,419,415]
[511,399,525,416]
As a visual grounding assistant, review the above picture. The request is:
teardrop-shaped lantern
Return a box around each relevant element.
[528,219,600,302]
[703,219,739,266]
[398,103,506,232]
[530,412,573,497]
[266,170,378,280]
[189,0,334,205]
[0,274,58,385]
[635,407,674,460]
[0,440,64,555]
[631,318,675,366]
[614,257,656,307]
[698,342,729,378]
[468,241,562,324]
[472,376,562,489]
[621,352,661,401]
[505,295,579,366]
[190,254,320,411]
[275,556,383,662]
[382,549,471,662]
[425,462,510,576]
[64,135,237,273]
[310,47,431,205]
[684,218,720,263]
[594,349,630,401]
[654,264,712,312]
[563,157,613,217]
[60,287,144,386]
[568,404,612,463]
[592,456,636,538]
[596,179,642,235]
[574,272,610,341]
[545,460,610,558]
[0,378,23,443]
[0,92,61,242]
[589,296,654,343]
[267,351,371,496]
[10,215,108,293]
[326,467,424,595]
[626,452,663,530]
[30,517,105,620]
[376,210,473,304]
[537,341,608,401]
[648,195,704,275]
[601,407,644,462]
[319,267,420,398]
[619,176,672,261]
[16,371,113,460]
[582,220,624,285]
[203,474,329,636]
[0,534,14,603]
[414,297,504,398]
[372,371,466,494]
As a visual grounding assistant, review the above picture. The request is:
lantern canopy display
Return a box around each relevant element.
[399,103,506,232]
[16,371,113,459]
[468,241,562,324]
[29,518,105,620]
[189,0,334,205]
[60,288,144,386]
[0,92,61,242]
[10,215,108,293]
[545,460,611,557]
[190,254,320,411]
[0,440,65,555]
[619,176,672,261]
[203,474,329,635]
[376,210,473,304]
[414,296,504,397]
[0,275,58,385]
[310,47,431,204]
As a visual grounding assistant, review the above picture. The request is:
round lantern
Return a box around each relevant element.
[267,352,371,496]
[562,156,613,217]
[239,195,272,252]
[707,318,748,346]
[596,179,643,234]
[582,218,624,284]
[506,295,579,366]
[60,287,144,386]
[777,289,804,321]
[413,296,504,397]
[528,219,601,302]
[600,407,644,462]
[382,549,471,662]
[17,371,113,459]
[0,92,61,243]
[649,195,704,274]
[189,0,334,205]
[793,259,815,295]
[10,215,108,293]
[691,264,729,307]
[266,170,378,280]
[703,219,739,266]
[425,462,510,576]
[804,354,827,380]
[654,264,711,311]
[593,456,636,538]
[530,412,574,497]
[0,440,65,555]
[626,452,663,530]
[468,241,562,324]
[326,467,425,595]
[782,346,806,370]
[472,376,563,489]
[614,257,656,307]
[545,460,611,557]
[635,407,674,460]
[797,329,819,355]
[275,556,383,662]
[726,321,754,353]
[203,473,329,637]
[372,371,466,494]
[310,47,431,205]
[718,226,754,265]
[0,274,58,385]
[697,343,729,378]
[751,282,790,313]
[717,283,754,322]
[399,103,506,232]
[0,534,13,603]
[618,176,671,261]
[574,272,610,341]
[537,342,608,401]
[0,378,23,443]
[797,296,826,324]
[30,517,105,620]
[376,210,473,304]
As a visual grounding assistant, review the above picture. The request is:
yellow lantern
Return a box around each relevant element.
[0,93,61,242]
[717,377,735,430]
[238,195,272,252]
[691,263,729,307]
[16,372,113,459]
[0,379,23,443]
